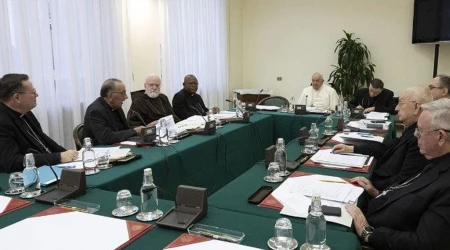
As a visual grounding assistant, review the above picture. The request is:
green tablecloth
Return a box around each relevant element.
[87,113,273,198]
[0,189,361,250]
[256,111,327,142]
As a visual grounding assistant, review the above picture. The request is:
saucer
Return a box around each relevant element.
[98,164,113,170]
[4,187,25,195]
[263,176,284,183]
[112,206,139,217]
[268,237,298,250]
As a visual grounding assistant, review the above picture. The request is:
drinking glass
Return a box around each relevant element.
[268,218,298,250]
[281,105,287,113]
[304,138,316,154]
[97,152,111,170]
[112,189,138,217]
[169,130,180,144]
[5,172,25,195]
[264,162,283,183]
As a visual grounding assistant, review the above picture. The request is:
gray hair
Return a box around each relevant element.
[100,78,121,97]
[421,98,450,131]
[404,86,433,104]
[144,74,161,84]
[437,74,450,91]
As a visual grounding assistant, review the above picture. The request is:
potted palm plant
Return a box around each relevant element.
[328,31,376,101]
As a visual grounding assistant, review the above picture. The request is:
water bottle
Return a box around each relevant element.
[274,138,289,177]
[232,92,238,109]
[82,137,99,175]
[300,195,330,250]
[21,153,42,198]
[309,124,319,150]
[290,96,296,112]
[324,116,334,135]
[136,168,163,221]
[158,119,170,146]
[343,101,351,134]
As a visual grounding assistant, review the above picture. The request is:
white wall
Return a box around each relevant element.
[128,0,161,91]
[229,0,450,99]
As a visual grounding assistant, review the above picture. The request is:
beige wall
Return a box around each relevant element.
[228,0,244,99]
[128,0,161,91]
[229,0,450,99]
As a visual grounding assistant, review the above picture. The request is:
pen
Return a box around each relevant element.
[320,180,347,184]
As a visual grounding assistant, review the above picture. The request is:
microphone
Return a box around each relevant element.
[189,105,209,123]
[129,110,146,126]
[226,99,245,117]
[305,95,309,107]
[255,89,264,104]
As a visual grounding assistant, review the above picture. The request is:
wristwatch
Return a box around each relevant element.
[360,226,374,242]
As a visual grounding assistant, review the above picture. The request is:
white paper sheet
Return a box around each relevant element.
[0,211,131,250]
[365,112,389,120]
[339,132,384,143]
[166,239,261,250]
[347,119,391,131]
[256,105,280,110]
[271,174,364,227]
[310,149,368,168]
[213,111,237,119]
[0,195,12,213]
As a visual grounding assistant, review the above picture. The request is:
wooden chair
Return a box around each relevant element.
[257,96,289,107]
[73,123,84,150]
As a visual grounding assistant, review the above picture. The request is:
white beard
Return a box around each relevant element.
[146,91,160,98]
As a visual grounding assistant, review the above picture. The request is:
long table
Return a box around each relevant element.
[0,188,361,250]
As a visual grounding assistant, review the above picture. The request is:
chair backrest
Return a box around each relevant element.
[257,96,289,107]
[73,123,84,150]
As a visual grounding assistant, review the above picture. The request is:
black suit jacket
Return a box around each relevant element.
[83,97,136,145]
[367,153,450,250]
[355,123,431,190]
[172,89,209,120]
[0,103,65,173]
[350,87,397,115]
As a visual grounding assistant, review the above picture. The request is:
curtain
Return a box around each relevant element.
[158,0,228,109]
[0,0,132,148]
[49,0,133,147]
[0,0,58,138]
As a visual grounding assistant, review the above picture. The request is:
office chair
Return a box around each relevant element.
[257,96,289,107]
[73,123,84,150]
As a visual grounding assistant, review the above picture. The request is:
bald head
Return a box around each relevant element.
[311,72,324,90]
[183,74,198,94]
[144,74,161,98]
[395,86,433,128]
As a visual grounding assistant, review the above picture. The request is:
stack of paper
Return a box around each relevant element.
[347,119,391,130]
[365,111,389,120]
[307,107,328,113]
[310,149,368,168]
[213,111,237,119]
[270,174,363,227]
[338,132,384,143]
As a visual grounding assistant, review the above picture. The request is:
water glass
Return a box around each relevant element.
[264,162,283,183]
[304,138,316,154]
[281,105,288,113]
[97,153,110,170]
[169,130,180,144]
[6,172,24,195]
[116,190,134,213]
[274,218,296,249]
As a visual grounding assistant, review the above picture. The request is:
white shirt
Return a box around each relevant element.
[297,85,339,110]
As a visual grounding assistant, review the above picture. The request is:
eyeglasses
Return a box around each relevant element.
[111,90,127,96]
[415,127,450,137]
[428,85,443,90]
[397,101,417,106]
[145,83,160,88]
[16,89,38,96]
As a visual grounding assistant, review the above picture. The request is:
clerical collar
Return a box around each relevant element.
[183,89,196,97]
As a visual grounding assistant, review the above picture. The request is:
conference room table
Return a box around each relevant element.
[0,188,361,250]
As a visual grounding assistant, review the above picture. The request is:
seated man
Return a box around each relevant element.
[428,74,450,100]
[345,98,450,249]
[172,74,220,120]
[128,74,180,127]
[0,74,78,173]
[333,86,432,190]
[349,78,397,114]
[297,72,338,110]
[83,78,144,145]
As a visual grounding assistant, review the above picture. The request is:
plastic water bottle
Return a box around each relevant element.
[300,195,330,250]
[274,138,289,177]
[309,124,319,150]
[82,137,99,175]
[136,168,163,221]
[21,153,42,198]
